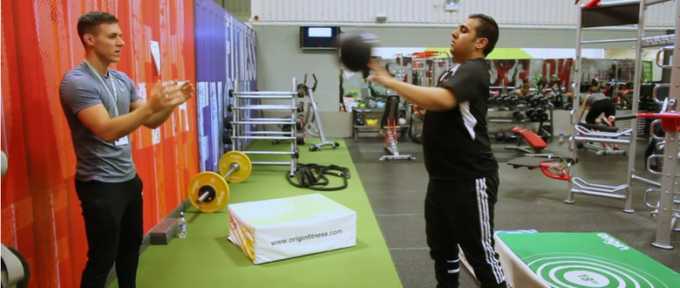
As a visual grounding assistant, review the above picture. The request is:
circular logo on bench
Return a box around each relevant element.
[524,254,666,288]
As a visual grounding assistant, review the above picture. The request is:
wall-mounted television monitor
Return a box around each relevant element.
[300,26,340,50]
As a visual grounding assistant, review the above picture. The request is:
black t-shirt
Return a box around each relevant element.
[422,58,498,179]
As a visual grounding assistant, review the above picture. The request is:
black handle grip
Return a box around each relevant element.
[614,114,637,120]
[312,74,318,92]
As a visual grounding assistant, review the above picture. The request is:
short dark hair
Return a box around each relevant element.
[469,14,499,56]
[590,78,600,92]
[77,11,118,46]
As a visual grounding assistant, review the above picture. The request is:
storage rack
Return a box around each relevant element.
[573,0,679,249]
[353,108,409,139]
[231,79,299,175]
[488,104,554,139]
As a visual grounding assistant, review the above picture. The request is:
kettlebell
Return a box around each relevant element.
[366,117,379,126]
[355,114,366,126]
[339,32,378,72]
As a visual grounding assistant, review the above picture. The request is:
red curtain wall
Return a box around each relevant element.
[0,1,198,287]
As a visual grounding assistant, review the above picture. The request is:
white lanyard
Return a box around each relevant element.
[84,60,119,116]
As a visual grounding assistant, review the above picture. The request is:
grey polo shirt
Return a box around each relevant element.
[59,62,142,182]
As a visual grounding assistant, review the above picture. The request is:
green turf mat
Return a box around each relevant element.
[498,232,680,288]
[108,138,402,288]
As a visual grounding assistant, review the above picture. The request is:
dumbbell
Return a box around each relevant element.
[526,109,537,121]
[495,132,506,142]
[488,96,498,106]
[498,95,509,106]
[506,96,519,106]
[536,108,548,122]
[355,114,366,126]
[504,131,517,142]
[187,151,252,213]
[529,96,541,107]
[512,111,525,121]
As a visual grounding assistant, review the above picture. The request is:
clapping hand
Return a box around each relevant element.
[148,80,194,113]
[178,81,195,103]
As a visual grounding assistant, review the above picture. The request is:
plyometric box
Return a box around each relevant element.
[463,231,680,288]
[228,194,357,264]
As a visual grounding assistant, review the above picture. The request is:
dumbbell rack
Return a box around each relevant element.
[230,79,299,175]
[488,104,554,139]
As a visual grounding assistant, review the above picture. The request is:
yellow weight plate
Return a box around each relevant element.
[219,151,252,183]
[188,172,229,213]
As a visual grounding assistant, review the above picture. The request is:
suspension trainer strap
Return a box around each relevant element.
[286,163,350,191]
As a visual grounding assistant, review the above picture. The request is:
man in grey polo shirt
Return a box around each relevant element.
[60,11,194,288]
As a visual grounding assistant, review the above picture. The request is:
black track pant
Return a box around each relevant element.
[76,175,144,288]
[586,98,616,124]
[425,173,507,288]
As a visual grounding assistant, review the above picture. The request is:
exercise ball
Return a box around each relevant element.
[339,32,378,72]
[1,151,7,177]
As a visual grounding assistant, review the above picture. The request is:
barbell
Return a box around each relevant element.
[187,151,252,213]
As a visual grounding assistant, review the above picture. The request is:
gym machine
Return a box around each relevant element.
[608,110,680,250]
[572,116,628,156]
[637,102,680,249]
[567,114,635,204]
[379,96,415,161]
[570,0,677,213]
[298,74,340,151]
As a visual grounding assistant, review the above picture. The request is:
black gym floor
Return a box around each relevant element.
[345,138,680,288]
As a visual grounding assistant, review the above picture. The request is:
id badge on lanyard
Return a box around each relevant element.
[84,60,129,146]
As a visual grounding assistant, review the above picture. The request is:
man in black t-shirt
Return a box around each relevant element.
[368,14,506,288]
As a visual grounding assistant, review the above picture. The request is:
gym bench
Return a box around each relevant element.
[504,126,551,156]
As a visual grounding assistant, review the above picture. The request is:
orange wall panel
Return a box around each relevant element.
[1,1,198,287]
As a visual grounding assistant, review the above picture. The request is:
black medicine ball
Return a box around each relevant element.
[339,32,378,72]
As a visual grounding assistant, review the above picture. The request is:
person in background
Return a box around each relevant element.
[508,82,531,97]
[578,78,616,125]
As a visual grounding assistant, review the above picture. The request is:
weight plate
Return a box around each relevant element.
[224,117,232,130]
[219,151,252,183]
[222,131,232,144]
[188,172,229,213]
[296,131,306,145]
